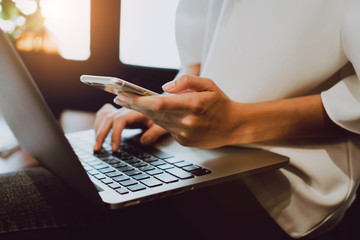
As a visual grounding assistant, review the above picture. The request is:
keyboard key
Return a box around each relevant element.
[150,160,166,166]
[147,169,164,176]
[99,167,116,174]
[117,166,134,172]
[94,151,110,158]
[131,161,147,168]
[166,168,194,179]
[164,158,183,164]
[135,152,152,160]
[190,168,212,176]
[112,152,132,161]
[108,182,121,189]
[104,159,121,165]
[174,161,192,168]
[182,165,201,172]
[93,173,106,180]
[101,178,113,184]
[142,156,158,163]
[87,160,103,166]
[98,155,114,161]
[81,156,99,162]
[133,173,150,181]
[138,165,155,172]
[93,163,110,170]
[124,158,140,164]
[83,165,93,171]
[128,183,146,192]
[120,179,138,187]
[158,163,174,170]
[112,175,130,182]
[112,162,127,168]
[116,188,129,195]
[141,178,162,187]
[105,171,123,178]
[124,170,142,176]
[88,169,100,175]
[155,173,179,183]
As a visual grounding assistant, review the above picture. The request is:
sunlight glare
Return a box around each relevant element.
[120,0,180,69]
[0,19,15,33]
[14,0,37,15]
[40,0,90,60]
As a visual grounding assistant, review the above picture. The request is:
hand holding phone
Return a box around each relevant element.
[80,75,159,96]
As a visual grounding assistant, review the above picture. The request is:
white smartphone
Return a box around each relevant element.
[80,75,159,96]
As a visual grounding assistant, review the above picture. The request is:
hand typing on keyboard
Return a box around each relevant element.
[73,139,211,195]
[93,104,168,152]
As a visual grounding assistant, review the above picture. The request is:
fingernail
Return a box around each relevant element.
[112,142,118,152]
[116,94,128,102]
[93,143,100,152]
[162,81,176,92]
[114,94,128,105]
[114,97,122,105]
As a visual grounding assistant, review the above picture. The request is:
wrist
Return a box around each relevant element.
[225,101,257,145]
[226,95,346,145]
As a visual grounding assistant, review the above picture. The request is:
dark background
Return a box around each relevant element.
[18,0,178,118]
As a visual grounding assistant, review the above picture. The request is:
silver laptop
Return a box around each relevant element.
[0,29,289,209]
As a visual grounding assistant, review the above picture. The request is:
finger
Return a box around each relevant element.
[94,111,118,151]
[114,92,210,114]
[110,110,151,151]
[140,124,169,145]
[110,110,142,151]
[94,104,117,132]
[162,74,217,93]
[111,116,126,152]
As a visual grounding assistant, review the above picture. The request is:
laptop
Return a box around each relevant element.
[0,29,289,210]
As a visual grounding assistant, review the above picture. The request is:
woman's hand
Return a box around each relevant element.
[93,104,168,152]
[113,75,348,148]
[113,75,240,148]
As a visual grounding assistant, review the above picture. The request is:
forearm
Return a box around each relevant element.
[229,94,348,144]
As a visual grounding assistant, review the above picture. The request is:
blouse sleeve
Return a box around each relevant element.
[175,0,208,68]
[321,0,360,134]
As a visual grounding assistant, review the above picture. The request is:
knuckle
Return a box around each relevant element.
[145,109,155,118]
[207,78,215,86]
[113,114,124,121]
[180,74,191,86]
[153,97,166,111]
[103,115,114,124]
[180,116,197,129]
[96,105,114,117]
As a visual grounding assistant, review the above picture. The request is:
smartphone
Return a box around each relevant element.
[80,75,159,96]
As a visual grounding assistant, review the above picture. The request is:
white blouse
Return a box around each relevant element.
[175,0,360,238]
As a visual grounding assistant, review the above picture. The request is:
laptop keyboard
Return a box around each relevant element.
[71,136,211,195]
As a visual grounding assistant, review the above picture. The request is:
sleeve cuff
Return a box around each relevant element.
[321,74,360,134]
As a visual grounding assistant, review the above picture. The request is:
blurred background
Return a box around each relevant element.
[0,0,180,118]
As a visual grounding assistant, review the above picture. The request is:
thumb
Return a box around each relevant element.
[162,75,216,93]
[140,124,168,145]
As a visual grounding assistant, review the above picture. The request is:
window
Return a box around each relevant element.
[0,0,91,61]
[119,0,180,69]
[41,0,90,60]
